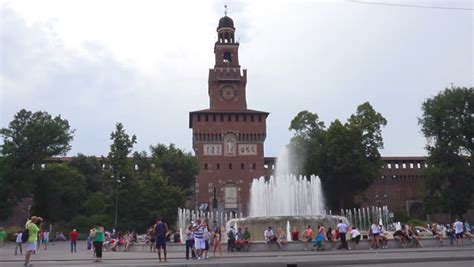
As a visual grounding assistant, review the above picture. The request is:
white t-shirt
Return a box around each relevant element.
[350,229,361,238]
[264,229,273,240]
[454,221,464,234]
[337,223,348,233]
[371,224,380,234]
[16,233,23,243]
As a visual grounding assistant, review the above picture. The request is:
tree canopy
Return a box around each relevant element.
[419,86,473,218]
[289,102,387,210]
[0,109,74,218]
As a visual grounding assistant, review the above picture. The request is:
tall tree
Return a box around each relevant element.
[107,123,137,230]
[289,102,387,210]
[419,86,474,218]
[149,143,198,192]
[108,122,137,179]
[0,109,74,167]
[0,109,74,218]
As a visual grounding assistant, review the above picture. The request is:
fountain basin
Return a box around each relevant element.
[226,215,350,241]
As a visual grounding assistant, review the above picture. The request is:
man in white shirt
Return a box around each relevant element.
[264,226,274,244]
[454,219,464,246]
[336,219,348,250]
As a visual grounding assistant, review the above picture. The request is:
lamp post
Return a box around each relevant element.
[114,175,125,231]
[27,204,31,220]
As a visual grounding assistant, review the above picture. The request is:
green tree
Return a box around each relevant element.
[0,109,74,167]
[107,123,137,230]
[32,164,86,223]
[108,122,137,178]
[69,154,104,193]
[289,102,387,210]
[288,111,325,175]
[419,86,473,218]
[149,143,198,193]
[0,109,74,218]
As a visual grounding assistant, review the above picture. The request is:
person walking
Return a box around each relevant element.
[24,216,41,267]
[336,219,348,250]
[14,230,23,255]
[69,229,79,253]
[154,218,169,262]
[92,223,105,263]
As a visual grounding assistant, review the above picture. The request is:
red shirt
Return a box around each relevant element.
[291,230,299,241]
[70,231,79,241]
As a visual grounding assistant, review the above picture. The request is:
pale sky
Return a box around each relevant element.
[1,0,473,158]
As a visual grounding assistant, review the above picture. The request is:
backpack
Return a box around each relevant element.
[227,230,235,239]
[21,228,29,243]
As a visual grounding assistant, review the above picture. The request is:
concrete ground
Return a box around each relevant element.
[0,241,473,267]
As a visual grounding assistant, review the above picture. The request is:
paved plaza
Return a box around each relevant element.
[1,241,473,267]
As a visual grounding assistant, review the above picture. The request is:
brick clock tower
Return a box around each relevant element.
[189,12,269,215]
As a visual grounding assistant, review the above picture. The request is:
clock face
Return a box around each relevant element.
[221,86,236,101]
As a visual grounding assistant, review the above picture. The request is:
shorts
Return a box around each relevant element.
[372,233,380,237]
[155,235,166,250]
[455,232,464,238]
[26,242,37,251]
[204,240,209,250]
[303,237,313,242]
[194,238,205,250]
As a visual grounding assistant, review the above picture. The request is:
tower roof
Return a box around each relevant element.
[218,15,234,30]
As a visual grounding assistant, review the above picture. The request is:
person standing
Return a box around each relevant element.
[193,219,206,259]
[0,227,6,248]
[202,220,210,259]
[42,230,49,250]
[14,230,23,255]
[154,218,168,262]
[69,229,79,253]
[92,223,105,263]
[454,218,464,246]
[185,224,196,260]
[336,219,348,250]
[24,216,41,267]
[212,226,222,257]
[226,225,236,252]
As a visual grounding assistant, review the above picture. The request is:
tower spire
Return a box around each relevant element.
[224,4,228,16]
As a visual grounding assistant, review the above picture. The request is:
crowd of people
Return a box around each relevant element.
[180,218,251,260]
[6,215,473,266]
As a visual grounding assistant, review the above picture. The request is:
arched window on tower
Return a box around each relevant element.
[223,51,232,63]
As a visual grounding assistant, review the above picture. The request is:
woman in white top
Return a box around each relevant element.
[370,222,380,249]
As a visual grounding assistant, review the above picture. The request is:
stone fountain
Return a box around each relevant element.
[225,146,349,241]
